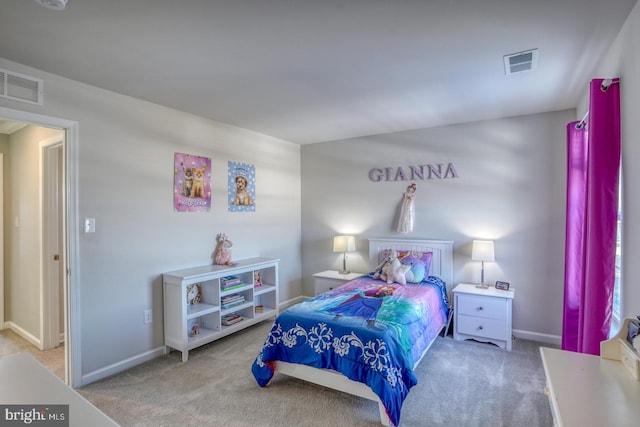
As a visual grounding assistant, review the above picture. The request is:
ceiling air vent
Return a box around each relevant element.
[0,68,44,105]
[503,49,538,75]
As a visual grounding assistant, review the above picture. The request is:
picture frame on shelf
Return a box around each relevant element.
[186,283,202,305]
[495,281,510,291]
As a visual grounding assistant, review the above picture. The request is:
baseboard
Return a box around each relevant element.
[81,346,166,386]
[4,321,42,350]
[513,329,561,346]
[278,295,307,310]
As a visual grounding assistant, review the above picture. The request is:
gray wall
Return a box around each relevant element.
[301,110,572,341]
[0,57,302,381]
[300,0,640,340]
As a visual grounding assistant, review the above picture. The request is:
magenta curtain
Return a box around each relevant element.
[562,78,620,355]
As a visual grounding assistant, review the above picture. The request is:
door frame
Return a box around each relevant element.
[0,153,3,332]
[0,106,80,387]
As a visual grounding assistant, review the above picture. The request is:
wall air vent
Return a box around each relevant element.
[503,49,538,75]
[0,68,44,105]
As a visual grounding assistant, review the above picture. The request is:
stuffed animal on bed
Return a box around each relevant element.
[401,254,426,283]
[376,249,410,285]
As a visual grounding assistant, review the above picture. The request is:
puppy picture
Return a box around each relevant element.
[227,161,256,212]
[232,175,253,206]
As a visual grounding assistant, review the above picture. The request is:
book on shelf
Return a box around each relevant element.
[222,301,246,310]
[221,313,243,326]
[221,293,246,309]
[255,305,264,313]
[221,276,242,285]
[220,276,245,291]
[221,293,244,303]
[222,313,241,321]
[221,282,245,291]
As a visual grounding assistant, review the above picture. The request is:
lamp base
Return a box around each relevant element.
[338,270,351,275]
[475,283,490,289]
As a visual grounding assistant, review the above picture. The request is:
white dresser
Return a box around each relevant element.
[540,319,640,427]
[453,283,514,350]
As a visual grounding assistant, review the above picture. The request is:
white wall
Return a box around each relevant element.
[0,57,302,381]
[301,110,572,341]
[593,1,640,318]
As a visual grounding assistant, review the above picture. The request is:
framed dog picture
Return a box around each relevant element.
[227,161,256,212]
[173,152,212,212]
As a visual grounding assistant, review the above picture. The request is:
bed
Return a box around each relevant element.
[251,238,453,426]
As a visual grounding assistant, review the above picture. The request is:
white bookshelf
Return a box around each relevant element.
[163,257,279,361]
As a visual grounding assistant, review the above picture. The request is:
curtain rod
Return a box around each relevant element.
[575,79,619,129]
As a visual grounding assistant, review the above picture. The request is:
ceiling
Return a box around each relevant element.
[0,120,27,135]
[0,0,636,143]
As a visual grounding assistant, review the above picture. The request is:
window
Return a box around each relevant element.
[610,174,622,336]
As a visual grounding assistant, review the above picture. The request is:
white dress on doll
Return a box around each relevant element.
[397,186,415,233]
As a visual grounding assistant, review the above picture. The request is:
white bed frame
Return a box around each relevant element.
[274,238,454,426]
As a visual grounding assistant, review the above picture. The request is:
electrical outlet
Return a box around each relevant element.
[144,309,152,324]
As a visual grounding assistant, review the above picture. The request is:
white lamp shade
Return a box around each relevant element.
[472,240,495,262]
[333,235,356,253]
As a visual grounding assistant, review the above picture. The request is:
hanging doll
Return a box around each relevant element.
[397,183,416,233]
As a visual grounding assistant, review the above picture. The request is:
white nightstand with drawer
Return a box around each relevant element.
[453,283,515,350]
[312,270,363,295]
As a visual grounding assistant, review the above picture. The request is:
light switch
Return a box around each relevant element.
[84,218,96,233]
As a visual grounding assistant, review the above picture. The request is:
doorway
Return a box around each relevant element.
[0,106,79,387]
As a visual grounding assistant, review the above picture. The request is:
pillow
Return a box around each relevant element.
[399,251,433,283]
[401,255,426,283]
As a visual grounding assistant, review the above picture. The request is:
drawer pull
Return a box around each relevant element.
[477,306,484,311]
[478,325,484,330]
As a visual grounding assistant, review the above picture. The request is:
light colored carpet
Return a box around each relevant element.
[0,328,65,380]
[76,321,553,427]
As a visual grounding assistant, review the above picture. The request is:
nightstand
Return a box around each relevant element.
[312,270,363,295]
[453,283,515,350]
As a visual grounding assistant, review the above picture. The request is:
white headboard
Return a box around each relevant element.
[368,238,454,288]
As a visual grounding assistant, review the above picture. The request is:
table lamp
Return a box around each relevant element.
[333,235,356,274]
[472,240,495,288]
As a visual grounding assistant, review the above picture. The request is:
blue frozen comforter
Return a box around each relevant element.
[251,275,449,426]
